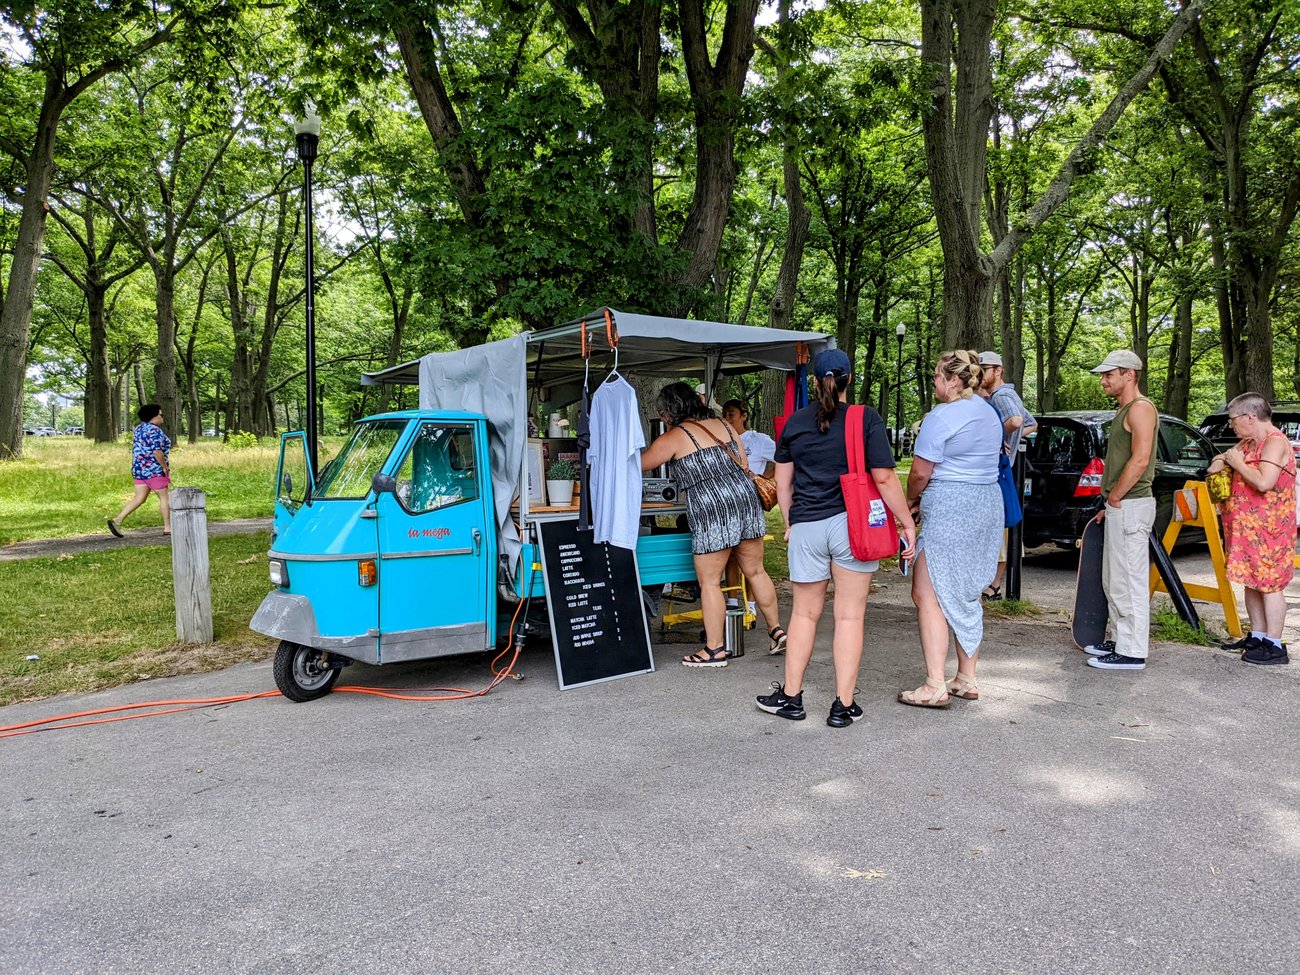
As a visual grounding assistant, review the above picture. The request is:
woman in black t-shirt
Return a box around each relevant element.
[755,349,916,727]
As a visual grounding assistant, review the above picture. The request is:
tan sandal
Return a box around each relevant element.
[897,676,950,709]
[946,673,979,700]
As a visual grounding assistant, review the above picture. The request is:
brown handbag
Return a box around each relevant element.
[683,421,779,511]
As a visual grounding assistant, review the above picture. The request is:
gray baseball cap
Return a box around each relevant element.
[978,351,1002,367]
[1091,350,1144,373]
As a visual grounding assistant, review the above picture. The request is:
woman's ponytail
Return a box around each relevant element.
[816,374,849,432]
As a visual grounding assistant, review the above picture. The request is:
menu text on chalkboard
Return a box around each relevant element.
[536,519,654,690]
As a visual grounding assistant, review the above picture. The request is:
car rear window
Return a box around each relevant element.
[1026,420,1103,466]
[1201,410,1300,443]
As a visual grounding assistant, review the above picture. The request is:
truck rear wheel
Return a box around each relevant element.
[273,640,340,702]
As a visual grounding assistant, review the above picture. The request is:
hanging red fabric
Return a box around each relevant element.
[774,342,810,444]
[840,404,899,561]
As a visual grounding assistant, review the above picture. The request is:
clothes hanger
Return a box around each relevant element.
[601,308,621,382]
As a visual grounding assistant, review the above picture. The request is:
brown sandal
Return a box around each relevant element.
[946,673,979,700]
[897,676,950,709]
[683,646,729,668]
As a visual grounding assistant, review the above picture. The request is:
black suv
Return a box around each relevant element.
[1021,411,1215,549]
[1199,401,1300,461]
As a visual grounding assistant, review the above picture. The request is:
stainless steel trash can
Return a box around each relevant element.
[725,607,746,657]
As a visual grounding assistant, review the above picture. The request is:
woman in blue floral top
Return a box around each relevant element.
[108,404,172,537]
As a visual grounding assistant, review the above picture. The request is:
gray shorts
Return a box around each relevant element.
[787,511,880,583]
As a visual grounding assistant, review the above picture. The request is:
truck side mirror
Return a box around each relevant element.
[281,473,293,497]
[371,472,397,496]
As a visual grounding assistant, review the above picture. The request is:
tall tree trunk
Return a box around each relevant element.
[759,0,807,431]
[86,285,114,442]
[672,0,759,311]
[1163,292,1193,418]
[152,266,181,437]
[0,87,61,459]
[922,0,1204,350]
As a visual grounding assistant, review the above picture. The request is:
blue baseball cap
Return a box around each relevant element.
[812,348,851,378]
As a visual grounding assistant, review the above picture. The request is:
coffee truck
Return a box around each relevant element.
[250,308,832,701]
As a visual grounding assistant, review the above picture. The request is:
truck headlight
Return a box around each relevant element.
[269,559,289,588]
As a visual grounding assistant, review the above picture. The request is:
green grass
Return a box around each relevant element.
[982,598,1042,617]
[0,438,280,545]
[1152,607,1217,646]
[0,533,277,705]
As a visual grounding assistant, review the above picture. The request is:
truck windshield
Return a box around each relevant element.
[314,419,407,499]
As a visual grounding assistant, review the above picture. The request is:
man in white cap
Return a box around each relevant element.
[978,351,1036,599]
[694,383,720,416]
[1085,349,1160,671]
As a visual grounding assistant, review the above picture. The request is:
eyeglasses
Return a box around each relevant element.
[1228,413,1251,421]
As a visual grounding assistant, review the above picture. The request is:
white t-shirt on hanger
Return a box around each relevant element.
[588,374,646,550]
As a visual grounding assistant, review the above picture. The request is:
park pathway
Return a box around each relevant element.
[0,518,271,561]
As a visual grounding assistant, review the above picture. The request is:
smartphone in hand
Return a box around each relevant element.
[899,535,911,576]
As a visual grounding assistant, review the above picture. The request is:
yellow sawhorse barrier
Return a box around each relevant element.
[1149,480,1241,638]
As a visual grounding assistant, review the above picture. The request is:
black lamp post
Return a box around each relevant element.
[894,322,906,452]
[294,102,321,473]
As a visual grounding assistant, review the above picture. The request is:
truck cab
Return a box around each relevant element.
[253,412,498,699]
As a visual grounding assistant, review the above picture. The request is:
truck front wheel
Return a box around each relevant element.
[273,641,340,702]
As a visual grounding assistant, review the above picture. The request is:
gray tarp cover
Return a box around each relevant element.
[418,335,528,572]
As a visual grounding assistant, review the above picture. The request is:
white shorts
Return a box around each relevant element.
[787,512,880,583]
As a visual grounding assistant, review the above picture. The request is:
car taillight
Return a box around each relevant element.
[1074,457,1104,497]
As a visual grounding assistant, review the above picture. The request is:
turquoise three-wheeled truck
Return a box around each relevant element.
[250,308,833,701]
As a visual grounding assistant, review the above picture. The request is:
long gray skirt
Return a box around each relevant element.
[916,479,1002,655]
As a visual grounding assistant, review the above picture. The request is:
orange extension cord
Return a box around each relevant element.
[0,595,531,740]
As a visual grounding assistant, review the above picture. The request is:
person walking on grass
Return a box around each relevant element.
[1084,350,1159,671]
[108,405,172,538]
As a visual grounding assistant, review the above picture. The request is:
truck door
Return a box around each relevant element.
[274,432,314,537]
[374,419,495,662]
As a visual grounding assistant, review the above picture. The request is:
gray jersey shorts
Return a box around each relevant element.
[787,511,880,582]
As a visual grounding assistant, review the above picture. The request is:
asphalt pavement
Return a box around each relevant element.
[2,561,1297,975]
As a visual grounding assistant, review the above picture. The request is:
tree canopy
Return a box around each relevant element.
[2,0,1297,458]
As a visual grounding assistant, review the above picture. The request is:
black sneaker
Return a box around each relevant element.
[1082,640,1115,657]
[1242,640,1290,666]
[1219,635,1253,652]
[1086,651,1146,670]
[826,697,863,728]
[756,682,805,721]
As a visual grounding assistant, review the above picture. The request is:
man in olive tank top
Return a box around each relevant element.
[1085,350,1160,671]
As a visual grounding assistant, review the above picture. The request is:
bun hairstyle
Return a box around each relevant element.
[657,381,711,427]
[935,350,982,400]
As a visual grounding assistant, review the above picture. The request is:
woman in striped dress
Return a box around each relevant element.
[641,382,787,667]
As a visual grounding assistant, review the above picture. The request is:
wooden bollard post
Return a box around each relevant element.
[170,487,214,643]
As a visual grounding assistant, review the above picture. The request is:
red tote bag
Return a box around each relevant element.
[840,405,899,561]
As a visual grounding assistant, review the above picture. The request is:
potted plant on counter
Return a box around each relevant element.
[545,457,578,506]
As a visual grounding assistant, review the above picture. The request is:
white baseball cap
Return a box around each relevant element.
[1091,350,1144,373]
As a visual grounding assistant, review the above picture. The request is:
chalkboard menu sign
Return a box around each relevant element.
[536,518,655,690]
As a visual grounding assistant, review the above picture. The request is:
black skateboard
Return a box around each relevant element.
[1072,517,1107,650]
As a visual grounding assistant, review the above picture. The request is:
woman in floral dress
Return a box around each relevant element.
[1209,393,1296,665]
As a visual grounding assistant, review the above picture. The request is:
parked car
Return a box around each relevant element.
[1021,410,1216,550]
[1199,401,1300,464]
[63,426,84,435]
[31,426,57,437]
